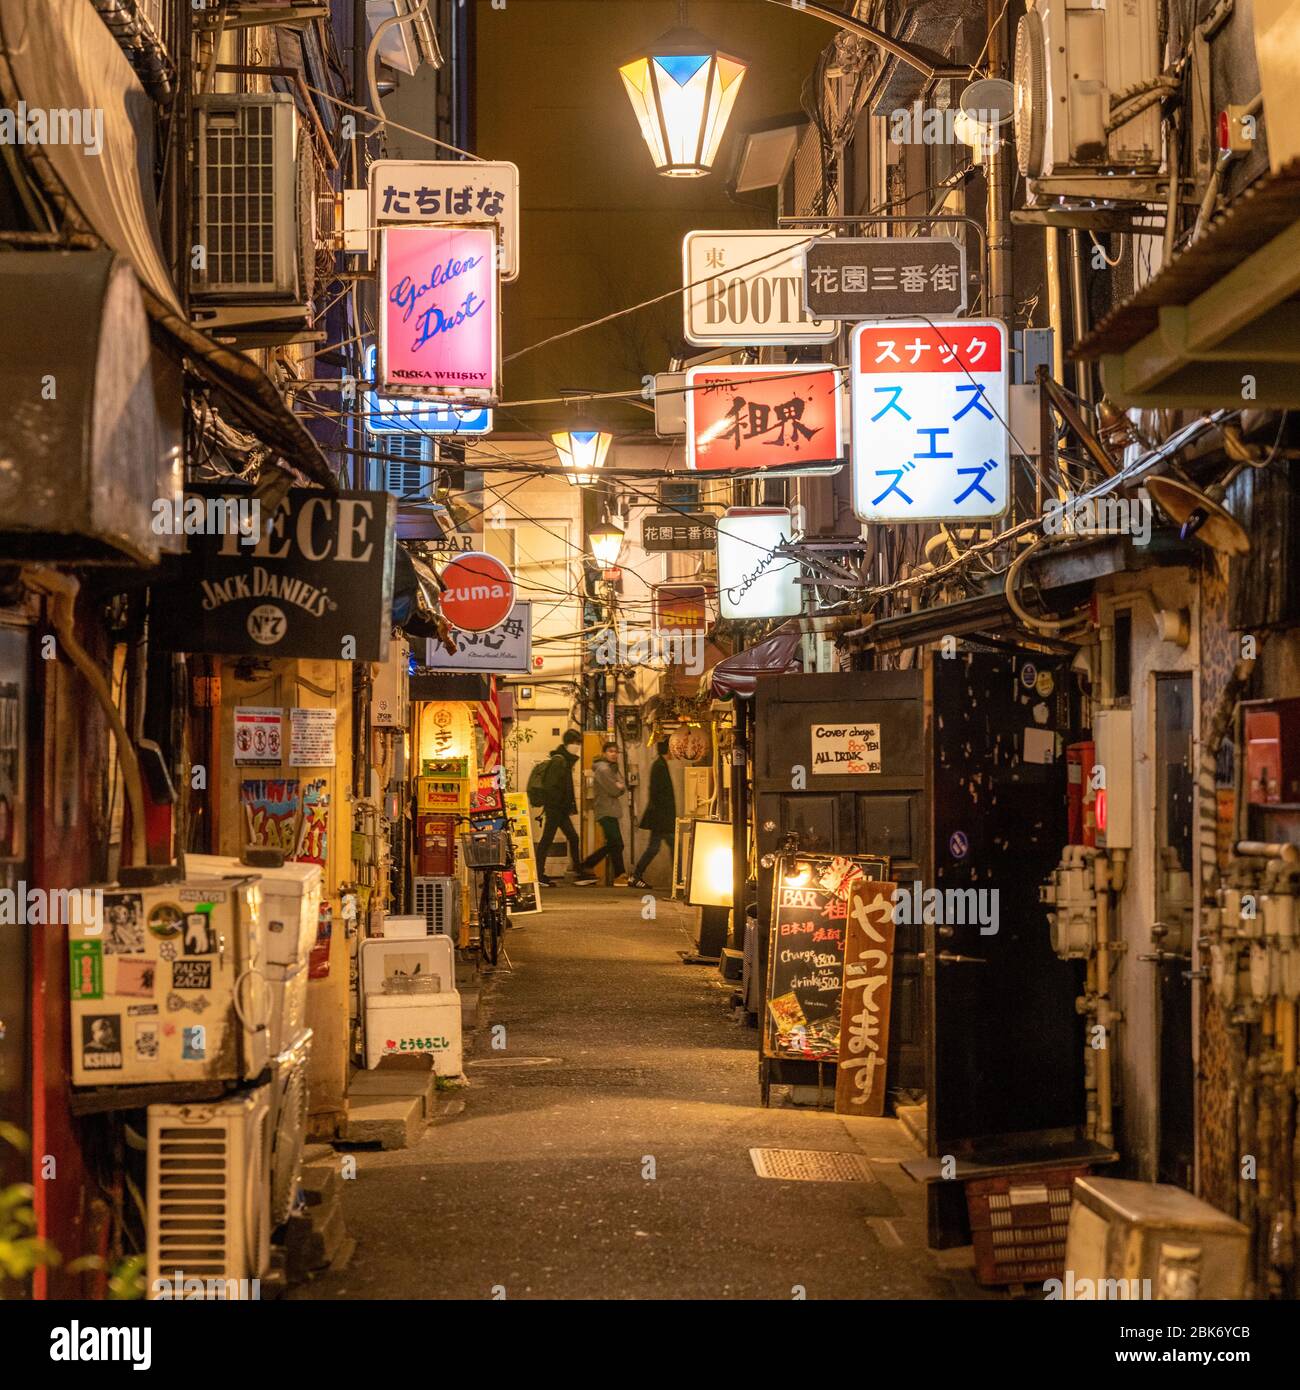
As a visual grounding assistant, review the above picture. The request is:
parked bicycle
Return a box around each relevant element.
[457,813,516,967]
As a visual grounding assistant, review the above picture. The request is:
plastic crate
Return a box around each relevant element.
[460,828,510,869]
[965,1164,1092,1287]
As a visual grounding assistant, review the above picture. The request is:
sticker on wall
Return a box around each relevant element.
[171,960,213,991]
[133,1022,160,1062]
[810,722,882,775]
[949,830,970,861]
[233,706,283,766]
[181,1026,206,1061]
[126,1004,158,1018]
[102,893,145,955]
[308,901,333,981]
[1034,669,1055,698]
[183,911,217,956]
[295,778,330,866]
[1019,663,1037,690]
[81,1014,122,1070]
[146,901,184,940]
[290,707,337,768]
[69,941,103,1001]
[115,958,157,999]
[241,778,301,857]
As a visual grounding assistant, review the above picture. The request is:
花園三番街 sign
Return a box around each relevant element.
[369,160,520,280]
[811,723,881,775]
[683,230,837,346]
[803,237,966,319]
[379,225,499,403]
[685,364,843,472]
[849,318,1009,523]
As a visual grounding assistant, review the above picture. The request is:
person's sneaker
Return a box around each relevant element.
[626,877,651,889]
[538,877,557,888]
[573,875,598,886]
[612,875,632,887]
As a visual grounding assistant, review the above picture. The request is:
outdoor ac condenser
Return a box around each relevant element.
[190,94,315,332]
[414,876,461,937]
[1013,0,1163,187]
[146,1085,272,1299]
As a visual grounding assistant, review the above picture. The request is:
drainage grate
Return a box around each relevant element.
[749,1148,875,1182]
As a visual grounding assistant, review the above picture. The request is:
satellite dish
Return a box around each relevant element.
[1146,474,1251,556]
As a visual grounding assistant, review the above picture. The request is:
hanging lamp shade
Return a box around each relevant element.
[552,428,613,485]
[589,519,625,568]
[618,27,747,178]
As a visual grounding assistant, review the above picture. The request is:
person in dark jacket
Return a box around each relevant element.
[535,730,582,885]
[575,740,627,885]
[628,738,676,888]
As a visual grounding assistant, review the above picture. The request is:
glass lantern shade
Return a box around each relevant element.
[619,28,747,178]
[552,429,613,485]
[589,522,625,568]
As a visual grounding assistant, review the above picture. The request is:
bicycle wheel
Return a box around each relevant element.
[478,872,501,966]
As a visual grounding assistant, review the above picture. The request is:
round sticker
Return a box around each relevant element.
[1035,669,1055,697]
[1019,662,1038,690]
[949,830,970,860]
[147,902,184,939]
[439,551,516,632]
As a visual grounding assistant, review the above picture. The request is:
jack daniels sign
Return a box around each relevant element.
[802,236,967,319]
[155,485,396,663]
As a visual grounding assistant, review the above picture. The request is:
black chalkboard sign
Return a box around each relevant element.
[762,854,888,1061]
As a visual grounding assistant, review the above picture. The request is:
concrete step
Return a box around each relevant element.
[347,1065,435,1119]
[344,1094,424,1150]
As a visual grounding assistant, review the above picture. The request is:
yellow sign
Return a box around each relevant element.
[418,777,470,814]
[504,792,542,914]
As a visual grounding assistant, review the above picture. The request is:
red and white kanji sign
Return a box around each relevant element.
[849,318,1009,522]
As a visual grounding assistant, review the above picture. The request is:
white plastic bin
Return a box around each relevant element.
[364,991,463,1075]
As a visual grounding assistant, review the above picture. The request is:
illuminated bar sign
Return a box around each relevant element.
[363,346,492,437]
[849,317,1009,522]
[378,224,499,403]
[685,363,843,471]
[653,583,711,634]
[716,507,802,620]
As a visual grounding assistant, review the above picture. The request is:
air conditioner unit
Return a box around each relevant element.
[414,876,461,937]
[267,1031,312,1230]
[146,1085,271,1299]
[190,94,315,334]
[381,432,435,503]
[366,0,443,76]
[1013,0,1163,193]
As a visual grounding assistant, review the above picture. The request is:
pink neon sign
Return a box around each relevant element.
[378,224,498,402]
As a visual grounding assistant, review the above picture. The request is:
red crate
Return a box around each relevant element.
[965,1164,1092,1287]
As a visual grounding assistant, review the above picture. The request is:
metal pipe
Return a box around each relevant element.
[731,697,749,954]
[1045,227,1065,382]
[985,0,1013,323]
[1069,230,1094,406]
[1096,855,1115,1148]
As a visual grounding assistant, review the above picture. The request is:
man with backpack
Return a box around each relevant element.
[528,729,582,886]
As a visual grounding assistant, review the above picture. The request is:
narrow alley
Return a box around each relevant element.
[297,888,965,1302]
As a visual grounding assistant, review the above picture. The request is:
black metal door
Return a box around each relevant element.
[755,670,926,1097]
[0,623,31,1188]
[928,648,1085,1158]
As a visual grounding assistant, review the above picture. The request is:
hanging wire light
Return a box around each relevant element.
[552,428,613,486]
[618,4,747,178]
[589,518,625,568]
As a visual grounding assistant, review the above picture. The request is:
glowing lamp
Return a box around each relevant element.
[552,429,612,486]
[686,818,733,907]
[589,520,625,568]
[618,27,747,178]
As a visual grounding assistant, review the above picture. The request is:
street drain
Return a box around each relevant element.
[749,1148,875,1182]
[467,1056,559,1069]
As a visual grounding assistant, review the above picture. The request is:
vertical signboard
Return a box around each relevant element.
[849,318,1009,522]
[715,508,802,620]
[685,364,844,471]
[378,225,499,403]
[835,880,898,1116]
[683,230,837,346]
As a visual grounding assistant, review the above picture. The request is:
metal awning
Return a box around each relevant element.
[1075,158,1300,409]
[0,0,336,491]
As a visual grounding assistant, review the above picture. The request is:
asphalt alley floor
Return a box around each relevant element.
[295,885,991,1301]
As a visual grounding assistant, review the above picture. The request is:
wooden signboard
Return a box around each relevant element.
[835,879,898,1116]
[763,854,889,1062]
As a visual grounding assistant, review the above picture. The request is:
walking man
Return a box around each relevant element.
[575,740,626,886]
[628,738,676,889]
[534,730,583,886]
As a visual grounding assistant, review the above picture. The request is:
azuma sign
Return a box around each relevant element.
[156,486,396,662]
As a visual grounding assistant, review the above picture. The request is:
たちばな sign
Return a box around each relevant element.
[811,723,881,775]
[379,225,499,402]
[849,318,1009,523]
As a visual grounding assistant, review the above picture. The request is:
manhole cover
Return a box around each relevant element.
[749,1148,875,1182]
[466,1056,558,1069]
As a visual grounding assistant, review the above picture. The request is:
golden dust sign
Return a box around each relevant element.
[835,880,898,1117]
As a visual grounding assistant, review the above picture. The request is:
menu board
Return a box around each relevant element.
[763,854,888,1061]
[835,880,898,1116]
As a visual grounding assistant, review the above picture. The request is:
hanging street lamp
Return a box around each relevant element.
[618,12,747,178]
[589,518,626,569]
[552,428,613,486]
